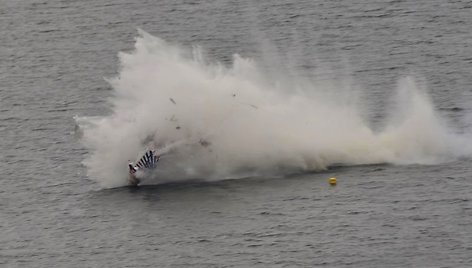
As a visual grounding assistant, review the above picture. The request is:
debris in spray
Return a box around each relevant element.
[231,93,257,109]
[169,115,178,122]
[170,98,176,105]
[439,107,463,112]
[199,139,211,147]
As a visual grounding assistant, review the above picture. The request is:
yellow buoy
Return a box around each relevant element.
[329,177,337,186]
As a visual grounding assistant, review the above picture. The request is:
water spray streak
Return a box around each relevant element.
[77,30,467,188]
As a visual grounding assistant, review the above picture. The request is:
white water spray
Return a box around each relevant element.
[77,30,468,188]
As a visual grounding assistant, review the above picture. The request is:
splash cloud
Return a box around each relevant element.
[77,30,465,188]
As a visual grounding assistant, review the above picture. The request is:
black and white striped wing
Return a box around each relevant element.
[135,150,160,170]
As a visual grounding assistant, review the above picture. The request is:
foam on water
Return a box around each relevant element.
[77,30,470,188]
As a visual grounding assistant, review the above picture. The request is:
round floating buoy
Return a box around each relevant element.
[329,177,337,186]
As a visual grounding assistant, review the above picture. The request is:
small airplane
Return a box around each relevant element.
[128,149,160,186]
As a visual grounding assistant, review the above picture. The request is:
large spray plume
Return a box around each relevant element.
[77,30,468,188]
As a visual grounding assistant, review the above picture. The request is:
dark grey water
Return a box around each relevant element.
[2,0,472,267]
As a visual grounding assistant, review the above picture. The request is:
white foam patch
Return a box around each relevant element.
[77,30,470,188]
